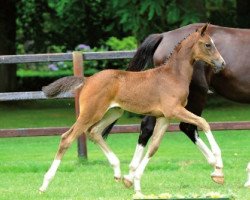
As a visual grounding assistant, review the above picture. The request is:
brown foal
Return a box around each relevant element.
[39,24,225,195]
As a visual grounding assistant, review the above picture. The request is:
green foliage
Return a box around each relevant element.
[105,36,137,51]
[110,0,237,41]
[16,0,126,53]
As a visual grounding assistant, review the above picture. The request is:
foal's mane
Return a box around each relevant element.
[162,32,194,66]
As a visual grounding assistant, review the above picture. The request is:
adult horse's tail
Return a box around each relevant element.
[127,33,163,71]
[42,76,84,98]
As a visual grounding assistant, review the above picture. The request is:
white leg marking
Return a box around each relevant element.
[39,159,61,192]
[105,151,121,178]
[195,131,216,165]
[203,130,223,178]
[124,144,145,182]
[134,153,151,192]
[96,143,121,179]
[244,162,250,187]
[133,117,169,192]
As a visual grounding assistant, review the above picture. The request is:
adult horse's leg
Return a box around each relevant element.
[173,106,224,184]
[88,108,124,181]
[133,117,169,195]
[123,116,156,187]
[245,162,250,188]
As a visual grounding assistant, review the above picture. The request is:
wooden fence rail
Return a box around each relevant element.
[0,51,135,63]
[0,51,249,158]
[1,121,250,138]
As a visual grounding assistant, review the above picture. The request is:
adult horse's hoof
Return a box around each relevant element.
[114,176,121,182]
[211,176,224,184]
[123,177,133,188]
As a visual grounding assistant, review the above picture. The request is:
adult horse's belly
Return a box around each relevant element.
[211,31,250,103]
[211,67,250,103]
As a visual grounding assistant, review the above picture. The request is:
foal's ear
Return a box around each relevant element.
[198,23,209,36]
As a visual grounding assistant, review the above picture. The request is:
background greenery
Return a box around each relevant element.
[13,0,247,89]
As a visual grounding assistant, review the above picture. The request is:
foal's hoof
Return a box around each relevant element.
[211,176,224,185]
[114,176,121,182]
[122,177,133,188]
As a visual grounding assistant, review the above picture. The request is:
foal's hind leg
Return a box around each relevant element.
[87,108,124,181]
[173,106,224,184]
[39,115,94,192]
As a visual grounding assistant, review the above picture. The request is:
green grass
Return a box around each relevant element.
[0,98,249,199]
[0,132,249,200]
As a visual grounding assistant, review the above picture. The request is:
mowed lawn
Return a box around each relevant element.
[0,99,250,200]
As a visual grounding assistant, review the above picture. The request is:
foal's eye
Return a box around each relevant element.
[205,43,211,48]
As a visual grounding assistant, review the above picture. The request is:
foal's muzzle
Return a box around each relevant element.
[212,59,226,73]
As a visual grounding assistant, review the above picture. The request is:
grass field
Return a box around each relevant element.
[0,98,249,200]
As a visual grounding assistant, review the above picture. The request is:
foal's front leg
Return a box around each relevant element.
[174,107,224,184]
[133,117,169,195]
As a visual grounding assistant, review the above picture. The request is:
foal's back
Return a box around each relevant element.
[81,67,184,116]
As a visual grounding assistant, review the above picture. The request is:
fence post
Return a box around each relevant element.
[72,51,88,158]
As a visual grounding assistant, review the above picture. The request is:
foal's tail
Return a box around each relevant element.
[42,76,84,98]
[127,33,163,71]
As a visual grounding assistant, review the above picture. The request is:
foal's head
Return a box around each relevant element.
[192,24,226,73]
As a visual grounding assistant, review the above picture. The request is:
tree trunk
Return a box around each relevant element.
[237,0,250,28]
[0,0,17,92]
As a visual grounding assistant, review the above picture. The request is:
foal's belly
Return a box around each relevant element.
[116,99,164,117]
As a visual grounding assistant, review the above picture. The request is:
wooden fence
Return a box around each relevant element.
[0,51,250,158]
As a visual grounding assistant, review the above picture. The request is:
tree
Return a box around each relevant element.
[236,0,250,28]
[0,0,17,92]
[109,0,207,42]
[16,0,126,53]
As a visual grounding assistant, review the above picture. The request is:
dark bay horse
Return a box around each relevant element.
[40,25,225,195]
[121,23,250,188]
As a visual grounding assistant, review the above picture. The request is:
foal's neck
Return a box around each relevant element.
[163,35,197,83]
